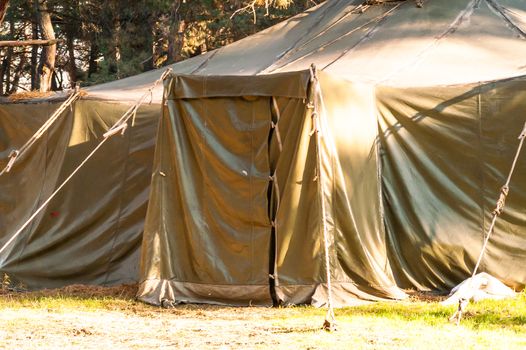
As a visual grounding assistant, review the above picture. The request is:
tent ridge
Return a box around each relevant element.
[322,1,405,71]
[375,0,483,85]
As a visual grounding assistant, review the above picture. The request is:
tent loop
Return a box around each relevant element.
[451,120,526,325]
[271,97,283,152]
[0,68,172,263]
[0,90,82,177]
[309,64,316,83]
[310,64,337,332]
[131,105,139,127]
[3,150,19,174]
[103,122,128,138]
[269,172,281,285]
[309,111,319,137]
[269,173,281,212]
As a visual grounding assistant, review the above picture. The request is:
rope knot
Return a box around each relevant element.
[4,149,20,173]
[492,186,509,216]
[519,121,526,140]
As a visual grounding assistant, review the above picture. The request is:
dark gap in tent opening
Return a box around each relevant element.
[268,96,278,307]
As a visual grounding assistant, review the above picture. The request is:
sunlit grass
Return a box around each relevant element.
[0,295,135,311]
[1,290,526,332]
[1,288,526,349]
[268,290,526,333]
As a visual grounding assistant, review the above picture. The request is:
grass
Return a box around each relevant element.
[1,285,526,349]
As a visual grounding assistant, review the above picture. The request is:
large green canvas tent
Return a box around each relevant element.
[1,0,526,306]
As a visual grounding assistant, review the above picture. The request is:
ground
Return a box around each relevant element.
[1,285,525,349]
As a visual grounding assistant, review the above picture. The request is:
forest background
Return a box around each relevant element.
[0,0,318,95]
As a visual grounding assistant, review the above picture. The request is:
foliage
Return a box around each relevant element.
[0,0,318,93]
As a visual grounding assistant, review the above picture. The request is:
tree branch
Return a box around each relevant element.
[0,39,63,47]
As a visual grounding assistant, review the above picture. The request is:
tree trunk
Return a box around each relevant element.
[1,48,12,95]
[168,1,186,63]
[105,0,121,76]
[88,39,98,78]
[36,0,56,92]
[0,54,7,95]
[66,34,77,86]
[31,11,39,90]
[0,0,9,27]
[142,21,154,72]
[2,19,14,94]
[9,51,27,94]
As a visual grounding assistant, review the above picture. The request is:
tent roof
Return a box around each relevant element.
[8,0,526,103]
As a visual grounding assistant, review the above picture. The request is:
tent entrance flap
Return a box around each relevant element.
[138,71,406,307]
[138,71,313,306]
[138,92,275,306]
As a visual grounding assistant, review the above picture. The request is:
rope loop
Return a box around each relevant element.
[309,111,319,136]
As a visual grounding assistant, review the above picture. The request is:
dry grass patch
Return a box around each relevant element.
[1,284,526,349]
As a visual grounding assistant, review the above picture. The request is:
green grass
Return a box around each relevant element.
[1,287,526,349]
[1,290,526,332]
[342,297,526,332]
[265,291,526,335]
[0,295,135,311]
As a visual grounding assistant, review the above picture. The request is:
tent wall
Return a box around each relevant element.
[377,78,526,291]
[138,73,311,306]
[138,95,275,306]
[138,71,407,307]
[273,72,406,306]
[317,73,406,301]
[0,100,158,287]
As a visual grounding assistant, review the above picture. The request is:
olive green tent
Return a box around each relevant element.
[1,0,526,306]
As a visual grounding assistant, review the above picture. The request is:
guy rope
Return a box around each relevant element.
[449,120,526,325]
[0,89,82,177]
[0,69,172,261]
[309,64,337,331]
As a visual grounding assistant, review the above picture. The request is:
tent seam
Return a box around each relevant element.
[322,1,405,71]
[376,0,482,85]
[269,4,402,74]
[102,114,134,285]
[477,90,486,249]
[12,106,54,268]
[256,0,345,75]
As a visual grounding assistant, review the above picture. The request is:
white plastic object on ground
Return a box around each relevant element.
[442,272,516,306]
